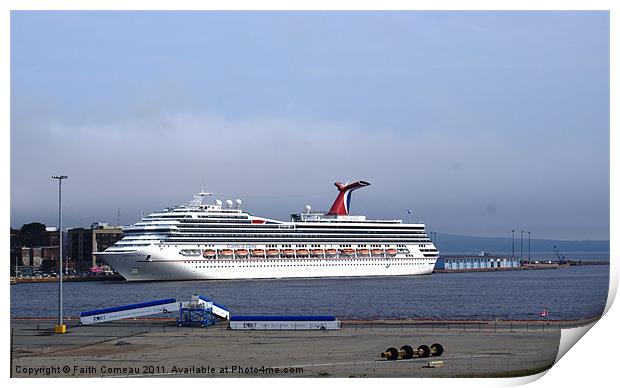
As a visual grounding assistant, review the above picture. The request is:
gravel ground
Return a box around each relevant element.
[10,319,570,378]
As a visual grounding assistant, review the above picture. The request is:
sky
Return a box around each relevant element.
[10,11,610,240]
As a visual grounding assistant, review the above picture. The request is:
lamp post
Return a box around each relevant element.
[52,175,68,334]
[511,229,515,258]
[520,230,524,261]
[528,231,531,262]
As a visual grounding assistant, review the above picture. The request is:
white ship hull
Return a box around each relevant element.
[98,245,437,282]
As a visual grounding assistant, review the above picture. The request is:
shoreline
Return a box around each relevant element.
[10,316,601,328]
[10,274,124,284]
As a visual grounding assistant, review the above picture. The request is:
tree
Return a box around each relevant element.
[20,222,48,247]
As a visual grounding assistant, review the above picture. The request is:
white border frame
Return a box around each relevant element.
[2,2,616,387]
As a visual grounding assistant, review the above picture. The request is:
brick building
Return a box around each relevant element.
[68,223,123,273]
[10,225,61,275]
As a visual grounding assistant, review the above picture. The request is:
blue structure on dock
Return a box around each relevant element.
[79,293,230,326]
[177,306,217,327]
[229,315,341,330]
[435,255,521,271]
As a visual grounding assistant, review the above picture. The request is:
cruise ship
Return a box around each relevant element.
[96,181,439,281]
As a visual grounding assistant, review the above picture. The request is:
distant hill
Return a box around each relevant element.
[434,233,609,254]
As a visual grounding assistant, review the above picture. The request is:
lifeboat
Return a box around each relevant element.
[281,249,296,257]
[296,249,309,256]
[357,249,370,257]
[266,249,279,257]
[371,249,384,256]
[340,248,356,256]
[235,249,249,257]
[218,249,233,257]
[325,249,337,257]
[202,249,216,258]
[251,249,265,257]
[386,248,397,256]
[311,249,324,256]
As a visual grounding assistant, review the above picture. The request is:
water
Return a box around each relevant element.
[10,265,609,321]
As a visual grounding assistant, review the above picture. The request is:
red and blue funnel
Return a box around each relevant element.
[327,180,370,215]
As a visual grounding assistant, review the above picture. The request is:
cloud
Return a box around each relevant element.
[10,111,609,239]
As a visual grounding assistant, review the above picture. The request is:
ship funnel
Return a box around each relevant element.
[327,180,370,215]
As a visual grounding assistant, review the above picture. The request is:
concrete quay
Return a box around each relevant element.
[10,318,590,378]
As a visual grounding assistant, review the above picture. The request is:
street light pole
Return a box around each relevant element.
[52,175,68,334]
[528,231,531,262]
[520,230,524,261]
[511,229,515,258]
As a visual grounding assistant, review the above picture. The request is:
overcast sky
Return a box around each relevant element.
[10,11,609,240]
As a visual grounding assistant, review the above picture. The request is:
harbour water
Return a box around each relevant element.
[10,264,608,321]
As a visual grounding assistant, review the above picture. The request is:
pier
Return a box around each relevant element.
[9,317,599,378]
